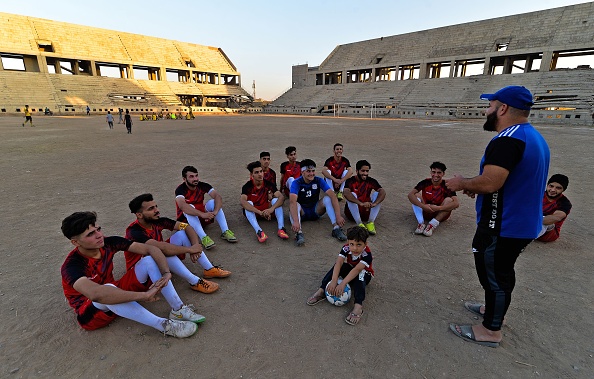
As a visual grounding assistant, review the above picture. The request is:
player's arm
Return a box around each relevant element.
[127,242,172,285]
[435,195,460,212]
[241,193,264,215]
[371,188,386,207]
[334,262,366,296]
[340,167,354,183]
[209,189,223,215]
[342,188,361,204]
[321,166,337,181]
[446,164,509,194]
[408,188,435,212]
[174,222,201,246]
[269,191,285,210]
[543,210,567,225]
[325,188,345,226]
[289,193,301,232]
[326,255,346,295]
[175,196,209,218]
[73,277,161,305]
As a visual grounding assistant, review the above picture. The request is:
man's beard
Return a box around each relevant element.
[546,192,562,199]
[483,111,498,131]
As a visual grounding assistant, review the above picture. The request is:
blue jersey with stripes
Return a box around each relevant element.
[290,176,331,208]
[476,123,550,238]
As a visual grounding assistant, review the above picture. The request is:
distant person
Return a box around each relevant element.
[322,143,353,201]
[44,107,53,116]
[408,161,459,237]
[106,111,114,129]
[537,174,572,242]
[289,158,346,246]
[22,105,34,127]
[280,146,301,196]
[175,165,237,249]
[259,151,277,186]
[306,226,374,326]
[125,110,133,134]
[86,105,91,116]
[60,211,203,338]
[343,160,386,235]
[118,108,124,124]
[241,161,288,242]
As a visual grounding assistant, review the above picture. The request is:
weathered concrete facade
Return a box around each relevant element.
[269,3,594,125]
[0,13,251,115]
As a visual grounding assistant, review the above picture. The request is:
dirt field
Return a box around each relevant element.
[1,114,592,378]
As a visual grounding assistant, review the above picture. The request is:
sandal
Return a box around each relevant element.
[306,293,326,306]
[345,310,363,326]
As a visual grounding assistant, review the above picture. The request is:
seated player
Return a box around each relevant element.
[175,165,237,249]
[407,161,459,236]
[280,146,301,196]
[241,161,289,242]
[537,174,572,242]
[126,193,231,294]
[259,151,277,185]
[289,158,346,246]
[322,143,353,200]
[343,160,386,235]
[60,211,203,338]
[306,226,374,326]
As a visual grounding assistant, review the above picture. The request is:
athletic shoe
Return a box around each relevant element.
[190,278,219,294]
[257,230,268,243]
[414,223,426,235]
[221,229,237,243]
[295,232,305,247]
[365,222,376,235]
[336,191,343,201]
[162,319,198,338]
[201,235,215,249]
[277,227,289,240]
[169,304,206,324]
[423,224,435,237]
[332,227,348,241]
[358,223,366,229]
[203,266,231,278]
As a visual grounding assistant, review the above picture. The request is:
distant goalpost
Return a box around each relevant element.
[333,103,377,118]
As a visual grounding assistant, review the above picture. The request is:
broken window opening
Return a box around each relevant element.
[96,63,122,78]
[496,43,509,51]
[453,59,485,77]
[37,42,54,52]
[324,72,342,85]
[316,73,323,85]
[426,62,451,78]
[1,54,26,71]
[371,54,384,65]
[375,67,397,81]
[166,69,189,83]
[346,69,372,83]
[551,49,594,70]
[489,54,542,75]
[398,64,420,80]
[221,74,238,85]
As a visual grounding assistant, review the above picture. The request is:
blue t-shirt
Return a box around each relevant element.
[476,123,550,238]
[290,176,331,208]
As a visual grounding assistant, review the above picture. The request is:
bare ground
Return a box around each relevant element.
[0,114,592,379]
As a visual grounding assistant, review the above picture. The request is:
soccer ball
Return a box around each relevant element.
[325,279,352,306]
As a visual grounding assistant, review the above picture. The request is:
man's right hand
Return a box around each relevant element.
[291,221,301,233]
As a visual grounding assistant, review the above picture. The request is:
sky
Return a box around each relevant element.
[0,0,587,100]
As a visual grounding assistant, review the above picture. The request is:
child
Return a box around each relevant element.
[306,225,374,325]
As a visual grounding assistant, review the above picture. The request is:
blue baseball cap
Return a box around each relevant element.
[480,86,534,110]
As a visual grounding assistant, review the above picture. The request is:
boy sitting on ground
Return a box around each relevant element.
[306,226,374,326]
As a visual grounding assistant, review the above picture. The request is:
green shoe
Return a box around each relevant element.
[201,235,215,249]
[221,229,237,243]
[365,222,376,235]
[336,191,343,201]
[358,223,366,229]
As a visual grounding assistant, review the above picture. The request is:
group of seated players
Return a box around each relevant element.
[59,143,572,337]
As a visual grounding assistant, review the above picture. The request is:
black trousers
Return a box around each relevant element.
[320,263,372,305]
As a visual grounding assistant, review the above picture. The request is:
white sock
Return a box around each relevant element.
[429,218,440,228]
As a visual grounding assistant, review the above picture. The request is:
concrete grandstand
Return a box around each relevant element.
[0,12,252,116]
[267,2,594,125]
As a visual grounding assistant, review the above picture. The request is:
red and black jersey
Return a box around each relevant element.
[338,244,374,276]
[263,168,277,187]
[242,179,278,210]
[414,178,456,205]
[324,156,351,178]
[124,217,176,269]
[280,161,301,192]
[542,193,572,232]
[344,176,382,203]
[175,182,213,220]
[61,236,132,315]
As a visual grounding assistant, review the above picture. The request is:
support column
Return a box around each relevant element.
[418,61,427,80]
[540,51,554,72]
[90,60,97,76]
[127,64,134,79]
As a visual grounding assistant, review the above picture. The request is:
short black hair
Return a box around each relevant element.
[346,225,369,243]
[129,193,153,213]
[430,161,447,172]
[260,151,270,158]
[247,161,262,173]
[300,158,316,168]
[285,146,296,155]
[333,143,343,150]
[61,211,97,239]
[356,160,371,171]
[182,165,198,178]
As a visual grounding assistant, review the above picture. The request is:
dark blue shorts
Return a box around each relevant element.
[301,204,320,221]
